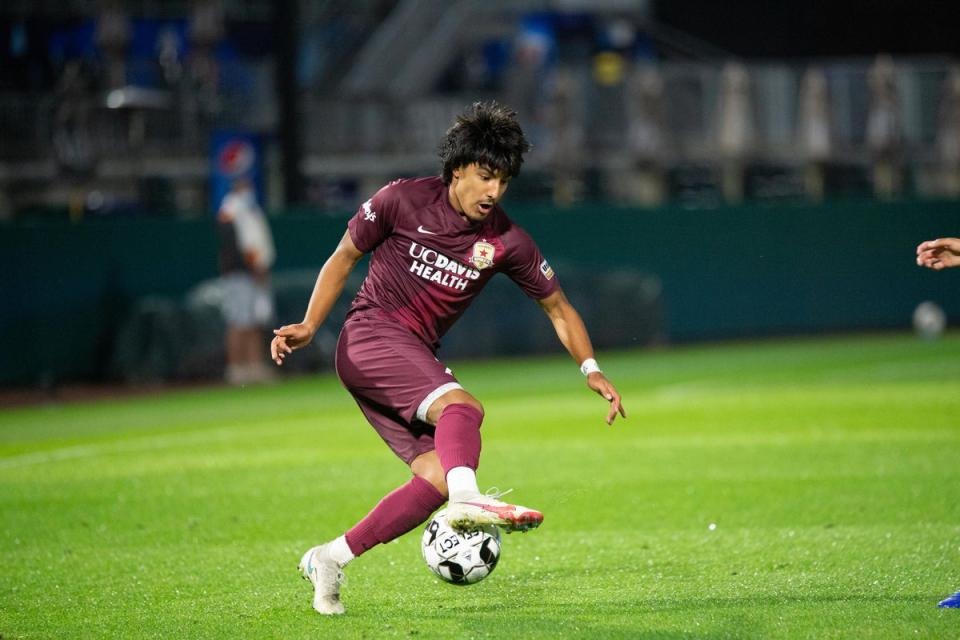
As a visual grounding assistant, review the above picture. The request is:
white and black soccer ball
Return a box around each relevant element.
[421,509,501,586]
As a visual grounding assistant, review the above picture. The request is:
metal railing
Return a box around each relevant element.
[1,57,957,201]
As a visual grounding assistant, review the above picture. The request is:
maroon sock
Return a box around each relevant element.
[344,475,446,557]
[434,403,483,472]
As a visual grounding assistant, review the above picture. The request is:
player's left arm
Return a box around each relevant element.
[537,288,626,425]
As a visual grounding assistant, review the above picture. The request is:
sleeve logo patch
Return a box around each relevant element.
[362,199,377,222]
[540,259,555,279]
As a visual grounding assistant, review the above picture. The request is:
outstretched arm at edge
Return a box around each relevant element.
[271,231,365,365]
[537,288,626,425]
[916,237,960,270]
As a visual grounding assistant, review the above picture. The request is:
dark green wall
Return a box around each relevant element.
[2,199,958,385]
[515,199,959,339]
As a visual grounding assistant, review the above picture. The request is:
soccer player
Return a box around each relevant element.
[916,236,960,608]
[917,237,959,608]
[916,237,960,270]
[271,102,625,615]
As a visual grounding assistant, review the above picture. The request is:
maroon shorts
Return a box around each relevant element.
[334,315,461,464]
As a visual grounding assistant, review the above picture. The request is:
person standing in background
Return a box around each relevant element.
[218,178,276,385]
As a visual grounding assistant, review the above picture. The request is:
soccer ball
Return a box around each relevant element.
[421,509,501,585]
[913,301,946,340]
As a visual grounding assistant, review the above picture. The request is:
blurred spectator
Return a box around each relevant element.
[52,60,97,175]
[716,62,755,203]
[217,179,276,385]
[156,25,184,88]
[625,65,668,206]
[866,54,903,199]
[189,0,225,117]
[504,15,554,126]
[95,1,131,90]
[542,69,585,207]
[936,66,960,197]
[593,17,634,88]
[797,67,832,201]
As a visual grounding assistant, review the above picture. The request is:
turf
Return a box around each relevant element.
[1,333,959,639]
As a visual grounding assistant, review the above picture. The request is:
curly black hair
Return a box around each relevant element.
[438,101,531,184]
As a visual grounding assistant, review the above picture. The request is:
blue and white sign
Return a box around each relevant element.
[210,130,264,213]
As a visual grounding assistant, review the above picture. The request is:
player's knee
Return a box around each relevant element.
[460,397,484,420]
[411,452,448,497]
[416,464,448,497]
[445,391,483,419]
[420,467,448,497]
[427,390,484,424]
[441,399,484,425]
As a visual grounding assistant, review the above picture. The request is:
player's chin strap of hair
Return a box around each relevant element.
[580,358,602,376]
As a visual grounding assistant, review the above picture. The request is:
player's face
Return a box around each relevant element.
[449,163,510,223]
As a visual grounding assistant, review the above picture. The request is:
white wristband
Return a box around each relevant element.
[580,358,601,376]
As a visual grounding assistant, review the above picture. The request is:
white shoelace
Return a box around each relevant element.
[484,487,513,501]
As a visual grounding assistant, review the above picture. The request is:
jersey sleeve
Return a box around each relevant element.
[503,226,560,300]
[347,183,399,253]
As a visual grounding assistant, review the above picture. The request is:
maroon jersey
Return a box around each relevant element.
[346,176,559,348]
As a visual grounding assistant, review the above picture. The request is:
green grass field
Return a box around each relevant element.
[1,333,959,639]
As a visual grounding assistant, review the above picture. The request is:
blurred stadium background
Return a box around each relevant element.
[1,0,958,391]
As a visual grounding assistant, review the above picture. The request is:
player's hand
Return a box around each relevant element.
[270,323,316,365]
[916,237,960,270]
[586,372,626,425]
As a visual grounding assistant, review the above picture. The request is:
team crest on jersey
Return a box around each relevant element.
[470,241,496,269]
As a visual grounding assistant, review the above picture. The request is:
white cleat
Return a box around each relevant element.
[298,544,345,615]
[446,490,544,534]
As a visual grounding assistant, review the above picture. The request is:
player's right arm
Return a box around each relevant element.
[271,231,364,365]
[917,237,960,270]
